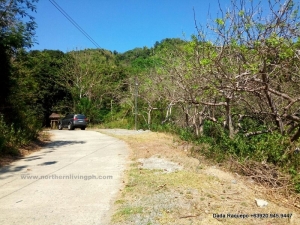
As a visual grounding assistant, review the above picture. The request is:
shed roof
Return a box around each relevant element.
[49,113,60,119]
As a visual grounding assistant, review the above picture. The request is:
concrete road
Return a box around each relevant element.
[0,130,128,225]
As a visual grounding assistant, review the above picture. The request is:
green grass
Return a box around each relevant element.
[112,206,144,222]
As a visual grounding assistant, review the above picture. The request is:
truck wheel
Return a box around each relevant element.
[68,123,74,130]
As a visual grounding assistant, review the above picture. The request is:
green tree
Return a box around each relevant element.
[59,49,129,123]
[14,50,71,125]
[0,0,38,115]
[0,0,39,153]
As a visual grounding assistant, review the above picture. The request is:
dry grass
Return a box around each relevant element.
[98,130,300,225]
[229,158,300,210]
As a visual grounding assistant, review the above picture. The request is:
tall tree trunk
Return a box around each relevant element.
[0,44,11,114]
[147,108,152,129]
[261,73,284,134]
[198,115,204,136]
[225,98,234,139]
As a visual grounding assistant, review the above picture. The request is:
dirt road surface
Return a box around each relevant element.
[0,130,128,225]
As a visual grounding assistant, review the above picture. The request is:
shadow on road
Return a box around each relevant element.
[0,165,29,179]
[24,156,43,161]
[0,140,85,177]
[0,140,86,180]
[46,140,86,149]
[38,161,57,166]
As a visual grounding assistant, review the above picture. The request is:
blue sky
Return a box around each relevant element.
[32,0,232,53]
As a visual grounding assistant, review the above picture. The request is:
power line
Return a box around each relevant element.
[49,0,100,48]
[48,0,101,49]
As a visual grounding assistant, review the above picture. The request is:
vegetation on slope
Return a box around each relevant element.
[0,0,299,192]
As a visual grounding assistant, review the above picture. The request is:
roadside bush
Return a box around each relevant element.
[103,118,134,129]
[167,120,299,192]
[0,114,41,155]
[192,121,292,165]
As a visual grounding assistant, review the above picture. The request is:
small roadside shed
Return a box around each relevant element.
[49,113,60,129]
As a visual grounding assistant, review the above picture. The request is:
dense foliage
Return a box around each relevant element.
[0,0,299,191]
[0,0,40,154]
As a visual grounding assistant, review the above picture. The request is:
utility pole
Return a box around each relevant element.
[134,76,138,130]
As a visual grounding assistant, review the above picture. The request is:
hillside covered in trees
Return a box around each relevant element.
[1,0,300,193]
